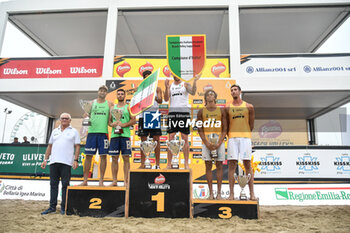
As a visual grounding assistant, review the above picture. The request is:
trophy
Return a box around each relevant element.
[234,166,251,200]
[207,133,219,158]
[79,100,93,126]
[167,138,185,169]
[140,137,157,169]
[111,109,124,134]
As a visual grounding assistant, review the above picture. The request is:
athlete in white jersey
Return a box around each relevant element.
[164,73,200,169]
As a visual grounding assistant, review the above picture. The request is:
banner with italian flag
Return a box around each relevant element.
[129,69,159,116]
[166,34,206,82]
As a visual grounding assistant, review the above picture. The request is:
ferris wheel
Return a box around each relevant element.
[10,112,47,143]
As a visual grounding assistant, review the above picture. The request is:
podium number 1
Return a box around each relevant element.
[151,192,165,212]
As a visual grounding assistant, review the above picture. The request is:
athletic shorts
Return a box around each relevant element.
[85,133,109,155]
[227,137,252,160]
[109,137,132,156]
[202,142,225,161]
[138,118,162,137]
[167,112,190,135]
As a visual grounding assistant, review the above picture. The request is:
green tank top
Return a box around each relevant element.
[88,100,109,133]
[111,104,131,138]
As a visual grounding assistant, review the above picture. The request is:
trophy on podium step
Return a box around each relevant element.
[234,165,251,200]
[140,137,157,169]
[167,137,185,169]
[79,100,93,126]
[207,133,219,158]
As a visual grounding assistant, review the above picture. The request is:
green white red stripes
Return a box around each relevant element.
[129,69,159,116]
[167,35,205,81]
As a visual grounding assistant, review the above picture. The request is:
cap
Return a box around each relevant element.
[98,85,108,91]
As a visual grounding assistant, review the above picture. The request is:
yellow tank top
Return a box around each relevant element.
[202,107,222,137]
[228,101,251,138]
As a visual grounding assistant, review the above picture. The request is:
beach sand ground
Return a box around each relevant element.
[1,200,349,233]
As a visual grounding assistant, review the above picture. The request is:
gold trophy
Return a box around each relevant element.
[140,137,157,169]
[207,133,219,158]
[167,137,185,169]
[234,165,251,200]
[79,100,93,126]
[111,109,124,134]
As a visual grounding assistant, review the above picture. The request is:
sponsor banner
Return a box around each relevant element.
[241,54,350,77]
[0,179,49,200]
[254,149,350,179]
[193,183,350,205]
[0,57,103,79]
[0,179,122,200]
[0,144,84,176]
[252,120,308,146]
[113,56,229,78]
[166,34,206,82]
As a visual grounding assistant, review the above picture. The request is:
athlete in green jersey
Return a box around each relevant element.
[108,89,136,186]
[81,85,113,186]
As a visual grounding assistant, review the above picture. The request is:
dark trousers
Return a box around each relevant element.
[49,163,71,210]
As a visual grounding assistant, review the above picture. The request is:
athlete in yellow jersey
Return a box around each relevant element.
[225,84,256,200]
[197,90,227,200]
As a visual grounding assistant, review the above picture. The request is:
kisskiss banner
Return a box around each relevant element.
[0,56,103,79]
[254,149,350,179]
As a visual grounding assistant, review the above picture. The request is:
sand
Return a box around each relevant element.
[0,200,349,233]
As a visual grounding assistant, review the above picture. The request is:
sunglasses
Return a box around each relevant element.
[60,117,70,120]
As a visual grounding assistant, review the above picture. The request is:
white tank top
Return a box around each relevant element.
[169,82,190,113]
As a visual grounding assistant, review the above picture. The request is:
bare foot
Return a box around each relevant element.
[216,194,223,200]
[99,181,105,187]
[109,182,118,187]
[77,181,88,186]
[207,193,214,200]
[166,165,172,169]
[227,193,234,200]
[138,165,145,169]
[250,194,257,200]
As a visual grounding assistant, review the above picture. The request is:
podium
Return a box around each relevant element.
[193,199,259,219]
[126,169,192,218]
[66,186,126,217]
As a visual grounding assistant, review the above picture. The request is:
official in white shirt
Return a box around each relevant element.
[41,113,80,215]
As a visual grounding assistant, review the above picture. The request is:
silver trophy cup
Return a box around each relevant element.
[207,133,220,158]
[111,109,124,134]
[140,138,157,169]
[79,100,93,126]
[234,173,251,200]
[167,139,185,169]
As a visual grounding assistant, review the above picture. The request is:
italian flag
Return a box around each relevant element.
[167,35,206,81]
[129,69,159,116]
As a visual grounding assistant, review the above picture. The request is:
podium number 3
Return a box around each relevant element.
[151,192,165,212]
[89,198,102,209]
[218,207,232,219]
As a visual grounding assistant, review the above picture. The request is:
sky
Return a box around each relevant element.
[0,5,349,144]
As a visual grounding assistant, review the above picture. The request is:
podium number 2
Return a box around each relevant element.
[151,192,164,212]
[89,198,102,209]
[218,207,232,219]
